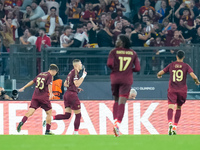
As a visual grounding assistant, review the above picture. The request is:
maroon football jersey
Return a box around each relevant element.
[32,72,53,99]
[65,69,79,93]
[107,47,140,84]
[163,61,193,92]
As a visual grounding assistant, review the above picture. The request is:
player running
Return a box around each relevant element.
[157,50,200,135]
[49,59,87,135]
[17,64,59,135]
[107,34,140,137]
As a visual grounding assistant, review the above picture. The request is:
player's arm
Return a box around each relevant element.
[74,69,87,87]
[190,72,200,85]
[107,51,114,69]
[132,54,140,72]
[19,80,35,92]
[157,70,165,78]
[48,84,54,100]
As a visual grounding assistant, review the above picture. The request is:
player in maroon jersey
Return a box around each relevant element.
[107,34,140,137]
[51,59,87,135]
[17,64,59,135]
[157,50,200,135]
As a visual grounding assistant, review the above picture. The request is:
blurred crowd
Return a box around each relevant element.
[0,0,200,76]
[0,0,200,52]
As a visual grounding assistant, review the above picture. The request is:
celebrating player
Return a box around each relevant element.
[157,50,200,135]
[107,34,140,137]
[51,59,87,135]
[17,64,59,135]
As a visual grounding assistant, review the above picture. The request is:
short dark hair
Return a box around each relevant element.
[26,5,31,8]
[118,34,131,49]
[177,50,185,59]
[49,64,59,72]
[50,6,57,11]
[73,59,81,64]
[39,27,46,32]
[29,28,36,36]
[32,0,40,5]
[134,22,141,29]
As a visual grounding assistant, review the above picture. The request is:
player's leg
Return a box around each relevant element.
[111,84,119,121]
[167,104,175,135]
[17,108,36,132]
[117,96,127,123]
[172,105,181,135]
[73,109,81,135]
[172,92,186,135]
[53,92,72,120]
[113,96,119,121]
[53,107,72,120]
[45,109,53,135]
[167,91,177,135]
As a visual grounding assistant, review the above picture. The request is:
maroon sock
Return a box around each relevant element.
[167,108,173,123]
[174,109,181,126]
[74,113,81,131]
[46,124,51,132]
[113,102,118,120]
[117,104,125,123]
[21,116,28,124]
[54,112,71,120]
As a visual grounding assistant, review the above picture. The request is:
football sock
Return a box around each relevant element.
[46,123,51,132]
[117,104,125,123]
[21,116,28,124]
[174,109,181,126]
[54,112,71,120]
[167,108,173,123]
[113,102,118,120]
[74,113,81,131]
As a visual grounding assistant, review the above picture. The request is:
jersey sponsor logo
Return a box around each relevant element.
[2,100,199,135]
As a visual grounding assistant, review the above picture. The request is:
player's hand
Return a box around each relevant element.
[82,68,87,79]
[78,88,83,93]
[195,81,200,86]
[157,75,162,78]
[18,88,25,92]
[49,93,54,100]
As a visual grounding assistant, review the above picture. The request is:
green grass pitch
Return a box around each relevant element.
[0,135,199,150]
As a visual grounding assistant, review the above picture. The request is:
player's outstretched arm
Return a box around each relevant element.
[157,70,165,78]
[74,69,87,87]
[190,72,200,85]
[19,80,35,92]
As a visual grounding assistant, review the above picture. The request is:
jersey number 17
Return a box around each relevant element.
[118,57,132,71]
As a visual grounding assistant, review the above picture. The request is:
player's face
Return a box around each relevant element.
[129,93,136,99]
[78,61,83,70]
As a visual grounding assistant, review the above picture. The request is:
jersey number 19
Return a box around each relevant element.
[172,70,183,82]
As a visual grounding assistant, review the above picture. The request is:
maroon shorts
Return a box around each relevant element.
[111,84,132,99]
[30,98,52,111]
[64,91,81,110]
[167,91,187,106]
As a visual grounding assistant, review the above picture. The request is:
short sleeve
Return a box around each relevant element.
[163,64,170,73]
[187,64,193,74]
[33,76,37,83]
